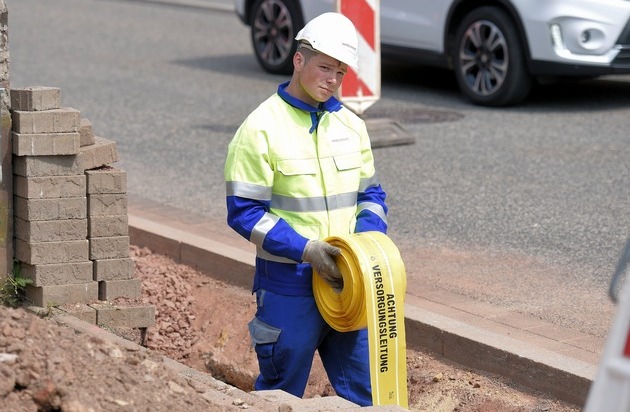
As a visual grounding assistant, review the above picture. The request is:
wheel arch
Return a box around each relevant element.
[443,0,531,69]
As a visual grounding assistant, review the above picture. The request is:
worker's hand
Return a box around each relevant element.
[302,240,344,291]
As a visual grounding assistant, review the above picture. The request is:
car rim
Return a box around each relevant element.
[253,0,294,67]
[459,20,508,96]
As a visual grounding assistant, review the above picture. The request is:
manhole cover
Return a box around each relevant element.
[366,108,464,124]
[362,107,463,148]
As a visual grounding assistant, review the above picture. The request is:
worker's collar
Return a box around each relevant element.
[277,81,342,133]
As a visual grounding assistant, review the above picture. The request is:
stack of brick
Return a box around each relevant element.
[10,86,154,330]
[11,87,93,305]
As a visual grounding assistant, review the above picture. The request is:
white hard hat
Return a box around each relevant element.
[295,12,359,69]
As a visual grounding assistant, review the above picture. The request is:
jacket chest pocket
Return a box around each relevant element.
[275,158,320,196]
[332,152,361,173]
[316,151,361,197]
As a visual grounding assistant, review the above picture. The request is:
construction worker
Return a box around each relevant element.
[224,12,388,406]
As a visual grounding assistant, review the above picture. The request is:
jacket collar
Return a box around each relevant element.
[277,81,343,133]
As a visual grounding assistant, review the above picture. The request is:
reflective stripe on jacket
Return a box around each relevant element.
[225,82,388,295]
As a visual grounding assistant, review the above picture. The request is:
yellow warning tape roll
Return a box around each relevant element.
[313,231,408,408]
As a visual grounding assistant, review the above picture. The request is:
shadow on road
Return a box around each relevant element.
[380,60,630,112]
[522,77,630,113]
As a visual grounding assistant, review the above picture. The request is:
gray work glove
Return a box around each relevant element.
[302,240,344,291]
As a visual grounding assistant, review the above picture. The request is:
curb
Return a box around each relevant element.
[127,208,595,407]
[404,303,593,405]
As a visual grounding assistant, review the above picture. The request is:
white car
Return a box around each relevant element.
[235,0,630,106]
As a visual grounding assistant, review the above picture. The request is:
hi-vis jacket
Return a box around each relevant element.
[225,82,388,296]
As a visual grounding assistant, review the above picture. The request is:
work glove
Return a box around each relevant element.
[302,240,344,291]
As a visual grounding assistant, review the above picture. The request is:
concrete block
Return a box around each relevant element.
[13,155,82,177]
[56,303,97,324]
[10,87,61,111]
[93,256,135,282]
[88,193,127,216]
[20,261,93,286]
[85,167,127,194]
[15,238,89,265]
[14,196,87,220]
[14,175,86,199]
[12,131,80,156]
[88,215,128,238]
[97,277,142,300]
[12,107,81,133]
[89,235,130,260]
[14,216,87,242]
[25,281,98,307]
[79,118,95,146]
[91,302,155,328]
[78,136,118,170]
[93,257,135,281]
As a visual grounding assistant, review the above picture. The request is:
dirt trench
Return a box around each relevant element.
[130,245,580,412]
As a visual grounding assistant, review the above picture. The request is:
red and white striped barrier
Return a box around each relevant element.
[337,0,380,115]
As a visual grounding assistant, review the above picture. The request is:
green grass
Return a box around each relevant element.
[0,260,32,307]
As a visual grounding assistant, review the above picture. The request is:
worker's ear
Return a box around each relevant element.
[294,51,305,71]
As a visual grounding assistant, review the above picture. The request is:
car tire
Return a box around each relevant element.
[250,0,304,75]
[452,7,532,107]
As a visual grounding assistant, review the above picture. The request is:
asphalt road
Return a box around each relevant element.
[6,0,630,340]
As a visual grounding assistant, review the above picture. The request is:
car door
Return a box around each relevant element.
[380,0,452,52]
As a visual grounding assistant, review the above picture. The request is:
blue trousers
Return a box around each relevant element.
[248,289,372,406]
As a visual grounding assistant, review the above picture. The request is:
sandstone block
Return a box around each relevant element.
[14,196,87,221]
[91,302,155,328]
[25,281,98,307]
[79,118,96,146]
[13,155,82,177]
[89,236,130,260]
[13,131,80,156]
[14,175,86,199]
[97,277,142,301]
[12,107,81,134]
[10,87,61,111]
[78,136,118,170]
[85,167,127,194]
[88,215,128,238]
[56,303,97,324]
[14,217,87,242]
[15,238,89,265]
[88,193,127,216]
[20,261,93,286]
[93,257,135,281]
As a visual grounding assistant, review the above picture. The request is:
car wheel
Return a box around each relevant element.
[453,7,532,106]
[250,0,304,75]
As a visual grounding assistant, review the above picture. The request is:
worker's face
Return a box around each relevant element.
[295,51,347,106]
